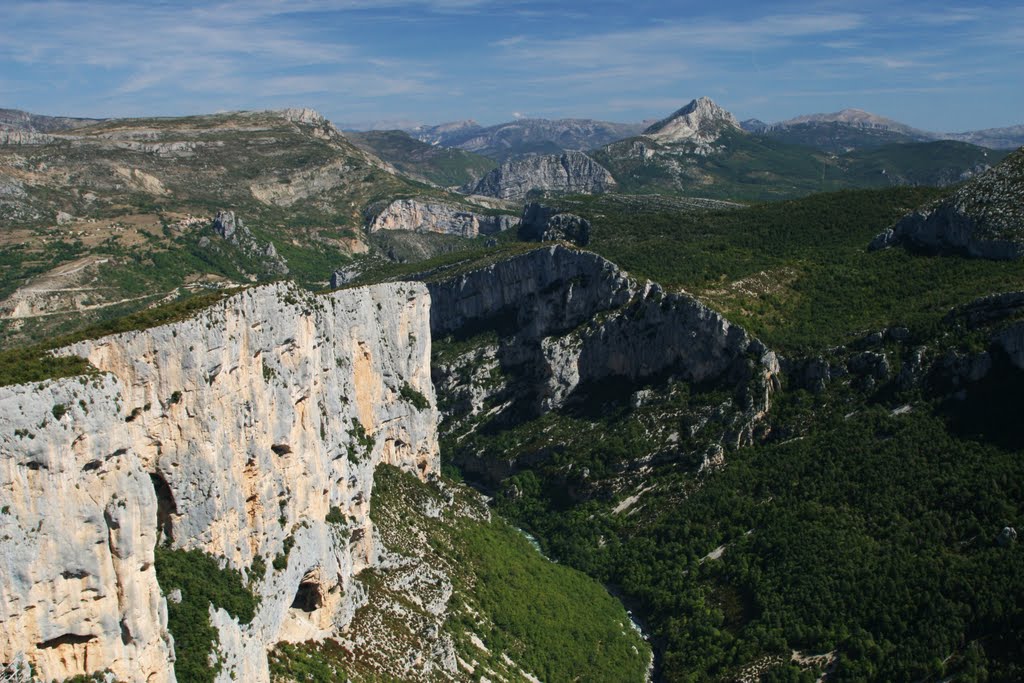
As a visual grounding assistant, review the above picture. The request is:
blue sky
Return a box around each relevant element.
[2,0,1022,131]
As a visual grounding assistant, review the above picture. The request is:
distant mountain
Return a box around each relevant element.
[740,118,771,133]
[943,125,1024,150]
[592,97,1005,200]
[750,107,1024,152]
[410,117,648,162]
[0,108,104,133]
[778,108,929,137]
[871,145,1024,259]
[347,129,495,187]
[644,96,742,144]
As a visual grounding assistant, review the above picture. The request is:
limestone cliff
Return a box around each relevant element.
[0,281,438,682]
[465,151,616,199]
[367,198,519,238]
[425,246,778,459]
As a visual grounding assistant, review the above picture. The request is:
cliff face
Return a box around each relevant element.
[427,246,778,460]
[466,151,616,199]
[367,198,519,238]
[0,281,438,682]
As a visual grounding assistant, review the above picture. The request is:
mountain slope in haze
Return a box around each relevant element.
[944,124,1024,150]
[749,107,1024,152]
[412,117,649,161]
[347,129,496,187]
[0,107,104,133]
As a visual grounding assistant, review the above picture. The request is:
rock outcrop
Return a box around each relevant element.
[367,198,519,238]
[0,282,438,682]
[870,146,1024,259]
[208,210,289,275]
[644,97,742,144]
[518,202,591,246]
[425,246,778,447]
[466,151,616,199]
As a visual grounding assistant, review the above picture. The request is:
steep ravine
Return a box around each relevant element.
[0,281,438,682]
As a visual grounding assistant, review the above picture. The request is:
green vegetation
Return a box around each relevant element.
[0,346,95,388]
[560,186,1024,352]
[348,129,496,186]
[0,288,238,387]
[592,129,1004,201]
[154,546,257,683]
[375,465,650,682]
[325,506,346,525]
[272,535,296,571]
[398,382,430,410]
[346,418,376,463]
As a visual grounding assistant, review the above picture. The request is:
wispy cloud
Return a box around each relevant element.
[0,0,1021,130]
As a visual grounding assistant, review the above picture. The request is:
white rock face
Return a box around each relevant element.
[0,281,439,682]
[644,96,742,144]
[368,198,519,238]
[466,151,616,199]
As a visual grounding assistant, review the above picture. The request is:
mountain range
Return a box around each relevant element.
[340,104,1024,159]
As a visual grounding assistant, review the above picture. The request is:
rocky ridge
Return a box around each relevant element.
[466,151,616,199]
[423,246,780,482]
[0,281,438,682]
[411,117,648,162]
[870,146,1024,259]
[366,198,519,238]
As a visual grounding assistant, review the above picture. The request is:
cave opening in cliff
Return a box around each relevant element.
[291,579,322,613]
[149,472,177,544]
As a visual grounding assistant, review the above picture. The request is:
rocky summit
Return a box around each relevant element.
[643,96,743,144]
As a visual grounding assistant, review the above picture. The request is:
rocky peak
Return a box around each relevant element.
[644,96,742,144]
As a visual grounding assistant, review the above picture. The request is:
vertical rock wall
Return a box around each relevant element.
[0,281,438,682]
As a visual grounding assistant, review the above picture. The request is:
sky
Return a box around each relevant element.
[2,0,1022,132]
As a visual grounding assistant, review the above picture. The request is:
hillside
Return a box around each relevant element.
[347,129,496,187]
[0,108,506,346]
